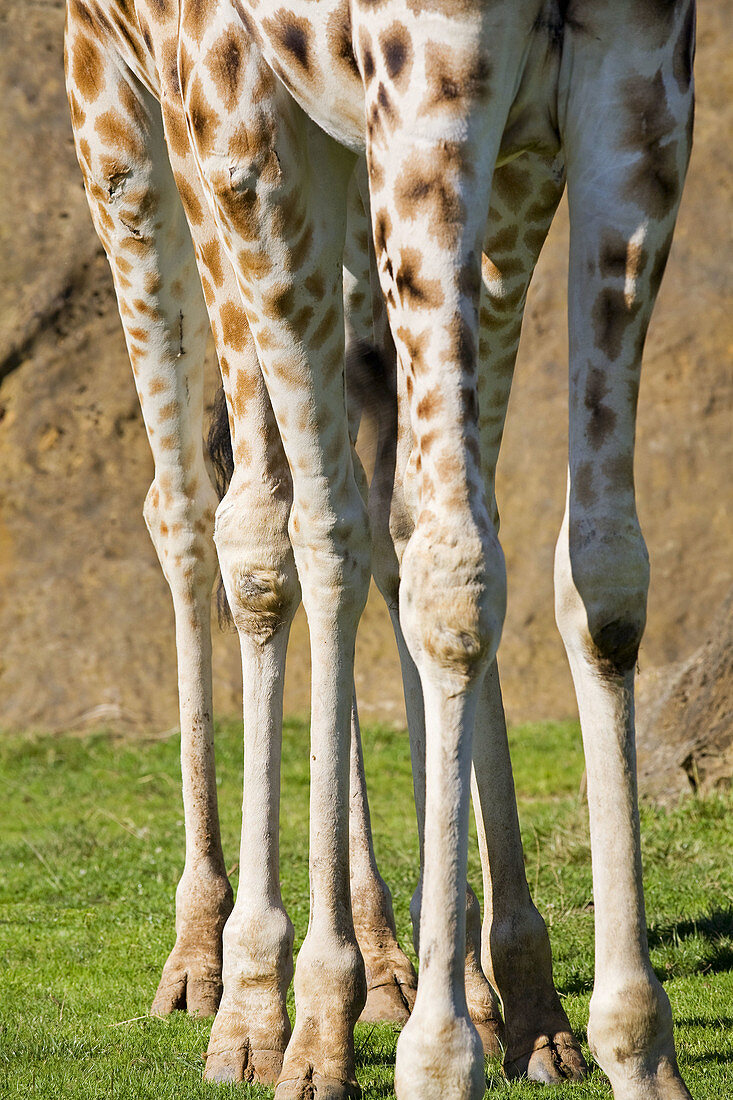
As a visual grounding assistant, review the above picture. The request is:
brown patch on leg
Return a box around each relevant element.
[206,28,246,111]
[583,367,617,450]
[70,34,105,103]
[620,71,680,219]
[592,288,640,361]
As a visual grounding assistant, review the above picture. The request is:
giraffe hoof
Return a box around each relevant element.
[204,999,290,1086]
[505,1031,588,1083]
[464,963,504,1057]
[275,1071,361,1100]
[357,928,417,1024]
[150,966,222,1018]
[204,1042,284,1085]
[472,1016,504,1059]
[359,949,418,1025]
[150,876,233,1018]
[360,975,416,1024]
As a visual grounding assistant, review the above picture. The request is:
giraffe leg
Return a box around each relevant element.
[182,20,370,1096]
[358,164,505,1056]
[392,617,504,1058]
[374,466,503,1053]
[344,183,418,1026]
[358,12,534,1095]
[473,665,587,1081]
[365,151,576,1067]
[127,36,304,1081]
[203,363,299,1084]
[472,153,586,1082]
[64,19,232,1017]
[347,177,496,1040]
[348,695,418,1024]
[555,10,694,1098]
[93,17,306,1067]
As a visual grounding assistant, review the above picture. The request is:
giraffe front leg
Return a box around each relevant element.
[377,524,505,1056]
[204,401,299,1083]
[410,870,504,1058]
[356,17,520,1088]
[155,43,299,1071]
[396,610,498,1100]
[391,451,504,1099]
[64,16,232,1019]
[393,609,504,1057]
[556,10,694,1097]
[181,23,370,1093]
[356,163,505,1055]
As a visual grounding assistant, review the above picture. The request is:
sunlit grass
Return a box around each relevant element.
[0,718,730,1097]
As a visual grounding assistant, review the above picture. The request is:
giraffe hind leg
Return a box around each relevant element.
[65,13,232,1018]
[472,150,586,1082]
[343,175,418,1026]
[182,17,375,1096]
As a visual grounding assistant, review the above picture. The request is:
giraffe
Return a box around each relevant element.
[64,0,586,1086]
[63,0,543,1068]
[62,0,527,1064]
[168,2,695,1098]
[62,0,420,1047]
[63,1,696,1099]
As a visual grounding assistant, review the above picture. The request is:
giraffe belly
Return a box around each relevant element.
[240,0,367,153]
[244,0,567,164]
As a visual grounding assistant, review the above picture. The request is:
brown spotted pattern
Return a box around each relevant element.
[66,0,696,1098]
[66,0,420,1090]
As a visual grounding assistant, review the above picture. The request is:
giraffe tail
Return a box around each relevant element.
[207,385,234,500]
[207,386,234,627]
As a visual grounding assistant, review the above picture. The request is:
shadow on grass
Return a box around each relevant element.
[683,1050,733,1066]
[557,975,594,997]
[648,907,733,975]
[675,1016,733,1030]
[553,909,733,998]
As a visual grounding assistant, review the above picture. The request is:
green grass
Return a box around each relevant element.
[0,718,731,1097]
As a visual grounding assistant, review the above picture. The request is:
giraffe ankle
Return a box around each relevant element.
[588,975,688,1098]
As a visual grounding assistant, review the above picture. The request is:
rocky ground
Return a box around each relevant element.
[1,1,730,793]
[636,588,733,802]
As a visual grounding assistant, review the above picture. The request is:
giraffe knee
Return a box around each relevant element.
[590,618,644,675]
[194,125,283,246]
[89,157,159,245]
[289,494,372,629]
[143,479,219,594]
[555,512,649,677]
[400,524,506,681]
[214,486,300,642]
[224,565,300,641]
